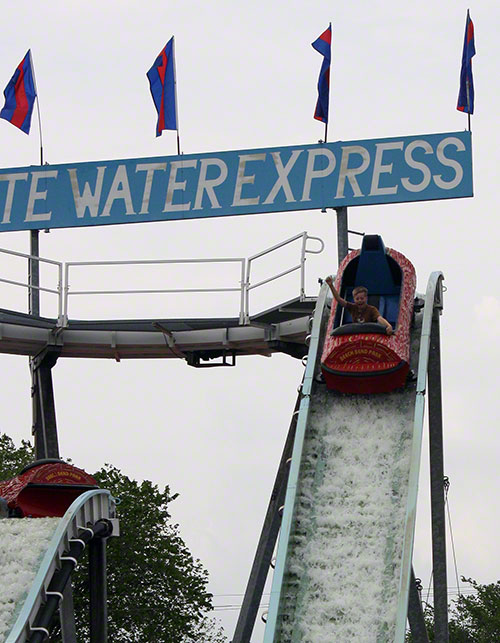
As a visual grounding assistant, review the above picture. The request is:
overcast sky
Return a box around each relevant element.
[0,1,498,640]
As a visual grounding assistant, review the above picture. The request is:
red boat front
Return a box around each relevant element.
[0,459,98,518]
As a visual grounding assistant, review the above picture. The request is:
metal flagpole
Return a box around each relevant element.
[171,36,181,155]
[30,50,44,166]
[324,22,331,143]
[28,49,43,316]
[465,75,471,132]
[465,10,472,133]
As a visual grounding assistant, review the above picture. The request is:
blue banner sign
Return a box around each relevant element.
[0,131,472,232]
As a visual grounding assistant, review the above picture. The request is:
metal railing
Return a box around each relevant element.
[244,232,324,322]
[0,247,63,322]
[0,232,324,326]
[63,257,246,325]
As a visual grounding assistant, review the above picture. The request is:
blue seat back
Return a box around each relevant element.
[354,235,400,295]
[335,235,402,328]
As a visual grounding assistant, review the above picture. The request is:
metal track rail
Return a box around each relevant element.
[263,272,444,642]
[6,489,116,643]
[394,271,444,641]
[263,282,330,641]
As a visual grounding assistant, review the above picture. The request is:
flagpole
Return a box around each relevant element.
[459,9,473,133]
[36,97,43,164]
[325,21,331,143]
[29,50,43,166]
[465,76,471,133]
[466,9,470,133]
[172,36,181,155]
[27,49,43,316]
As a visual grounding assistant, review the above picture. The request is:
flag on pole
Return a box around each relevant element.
[0,50,37,134]
[312,24,332,123]
[457,10,475,114]
[147,37,177,137]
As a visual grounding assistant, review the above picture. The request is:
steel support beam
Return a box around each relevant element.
[32,346,61,459]
[29,230,40,316]
[60,583,78,643]
[408,568,430,642]
[232,394,300,643]
[335,207,348,266]
[428,308,449,642]
[29,229,44,459]
[89,535,108,643]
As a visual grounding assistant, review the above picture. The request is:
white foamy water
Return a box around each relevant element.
[275,374,418,642]
[0,517,59,642]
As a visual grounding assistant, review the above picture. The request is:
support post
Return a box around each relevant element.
[89,536,108,643]
[60,583,78,643]
[407,568,430,642]
[29,230,40,316]
[32,346,61,459]
[335,207,348,266]
[232,395,300,643]
[29,229,42,458]
[428,308,449,642]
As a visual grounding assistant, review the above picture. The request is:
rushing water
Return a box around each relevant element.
[274,324,421,642]
[0,517,59,642]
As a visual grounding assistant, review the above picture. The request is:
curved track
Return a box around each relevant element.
[1,490,116,643]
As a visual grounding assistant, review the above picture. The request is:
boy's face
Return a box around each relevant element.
[353,290,368,307]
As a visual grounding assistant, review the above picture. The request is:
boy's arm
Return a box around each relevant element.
[325,276,347,306]
[377,315,393,335]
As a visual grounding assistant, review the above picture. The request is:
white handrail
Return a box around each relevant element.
[0,232,323,326]
[244,232,324,322]
[63,257,246,325]
[0,247,61,266]
[0,247,63,322]
[247,264,302,291]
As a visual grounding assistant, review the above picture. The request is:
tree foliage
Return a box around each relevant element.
[450,577,500,642]
[71,464,226,642]
[406,577,500,642]
[0,433,34,480]
[0,435,226,642]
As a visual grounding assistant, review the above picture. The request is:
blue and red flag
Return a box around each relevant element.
[312,24,332,123]
[147,37,177,137]
[0,50,37,135]
[457,10,475,114]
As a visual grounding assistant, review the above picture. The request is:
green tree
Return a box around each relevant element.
[0,433,34,479]
[71,464,226,642]
[450,577,500,642]
[0,435,226,642]
[406,578,500,642]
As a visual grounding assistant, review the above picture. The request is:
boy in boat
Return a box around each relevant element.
[325,276,393,335]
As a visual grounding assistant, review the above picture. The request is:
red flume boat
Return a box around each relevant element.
[321,235,416,394]
[0,459,98,518]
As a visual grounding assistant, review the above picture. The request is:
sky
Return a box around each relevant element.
[0,1,498,640]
